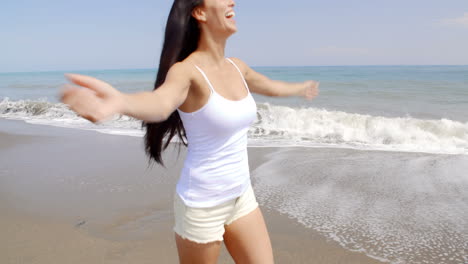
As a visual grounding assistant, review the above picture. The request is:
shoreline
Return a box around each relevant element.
[0,118,384,263]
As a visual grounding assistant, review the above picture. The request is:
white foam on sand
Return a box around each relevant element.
[251,148,468,264]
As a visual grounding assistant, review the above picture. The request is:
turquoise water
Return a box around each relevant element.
[1,65,467,121]
[1,66,467,154]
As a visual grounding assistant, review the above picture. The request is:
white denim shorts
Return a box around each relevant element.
[173,183,259,244]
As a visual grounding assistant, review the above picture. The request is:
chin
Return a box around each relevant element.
[227,26,238,35]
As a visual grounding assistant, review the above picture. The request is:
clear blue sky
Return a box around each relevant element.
[1,0,467,72]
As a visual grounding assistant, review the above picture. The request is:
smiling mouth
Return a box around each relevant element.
[225,11,235,19]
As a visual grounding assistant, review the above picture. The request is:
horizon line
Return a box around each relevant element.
[1,64,467,74]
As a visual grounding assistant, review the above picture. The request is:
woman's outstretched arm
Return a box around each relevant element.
[229,58,319,100]
[60,62,191,124]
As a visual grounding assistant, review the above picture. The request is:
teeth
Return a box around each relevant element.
[225,11,235,18]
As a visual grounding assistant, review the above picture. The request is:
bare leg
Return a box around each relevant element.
[223,207,274,264]
[175,233,223,264]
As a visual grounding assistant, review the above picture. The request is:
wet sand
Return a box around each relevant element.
[0,118,383,263]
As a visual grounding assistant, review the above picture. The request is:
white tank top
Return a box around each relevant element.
[175,58,257,208]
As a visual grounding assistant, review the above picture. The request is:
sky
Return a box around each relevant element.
[1,0,467,72]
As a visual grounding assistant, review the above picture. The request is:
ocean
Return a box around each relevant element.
[1,65,467,155]
[1,65,467,264]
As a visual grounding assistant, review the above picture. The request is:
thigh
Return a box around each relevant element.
[175,232,222,264]
[173,191,232,244]
[173,192,233,263]
[223,207,274,264]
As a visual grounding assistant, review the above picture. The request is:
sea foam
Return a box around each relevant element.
[252,147,468,264]
[1,98,467,155]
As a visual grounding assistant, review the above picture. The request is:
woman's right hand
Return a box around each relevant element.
[59,73,126,124]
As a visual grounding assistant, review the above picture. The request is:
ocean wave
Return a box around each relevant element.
[0,97,143,136]
[253,103,468,154]
[1,98,467,155]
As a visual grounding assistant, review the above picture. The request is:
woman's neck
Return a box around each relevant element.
[195,31,228,69]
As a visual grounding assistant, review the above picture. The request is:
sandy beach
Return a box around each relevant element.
[0,118,384,264]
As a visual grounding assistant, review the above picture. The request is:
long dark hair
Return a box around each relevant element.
[143,0,202,167]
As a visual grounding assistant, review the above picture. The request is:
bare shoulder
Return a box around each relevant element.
[228,57,251,76]
[168,61,192,75]
[164,61,196,86]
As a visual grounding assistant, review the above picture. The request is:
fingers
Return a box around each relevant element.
[59,84,81,104]
[79,112,106,124]
[59,85,101,122]
[310,80,320,89]
[64,73,112,95]
[58,78,116,124]
[304,80,319,100]
[312,80,319,91]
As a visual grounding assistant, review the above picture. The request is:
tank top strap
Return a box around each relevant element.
[194,65,215,94]
[226,58,250,93]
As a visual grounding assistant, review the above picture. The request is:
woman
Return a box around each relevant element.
[60,0,319,263]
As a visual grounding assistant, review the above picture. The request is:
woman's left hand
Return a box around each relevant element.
[302,80,320,100]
